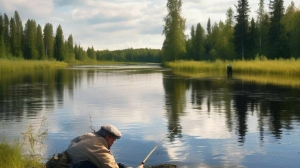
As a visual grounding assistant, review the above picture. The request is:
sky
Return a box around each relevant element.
[0,0,299,51]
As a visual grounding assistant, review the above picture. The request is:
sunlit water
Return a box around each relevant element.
[1,64,300,168]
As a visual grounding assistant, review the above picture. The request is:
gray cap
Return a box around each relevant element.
[99,124,122,139]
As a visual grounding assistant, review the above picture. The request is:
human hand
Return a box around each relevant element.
[137,164,144,168]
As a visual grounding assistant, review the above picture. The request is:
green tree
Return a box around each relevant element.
[87,46,96,60]
[268,0,289,58]
[0,14,6,58]
[54,25,65,61]
[187,25,196,60]
[226,8,234,27]
[23,19,38,59]
[74,44,87,61]
[66,34,75,61]
[162,0,186,62]
[194,23,205,60]
[43,23,54,59]
[4,14,10,56]
[224,8,236,60]
[208,22,219,60]
[9,17,17,57]
[247,18,258,58]
[207,18,212,35]
[36,24,44,59]
[205,18,213,60]
[13,11,23,58]
[233,0,250,60]
[257,0,265,56]
[282,2,300,58]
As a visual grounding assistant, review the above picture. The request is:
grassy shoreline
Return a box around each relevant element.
[163,59,300,76]
[0,59,68,73]
[163,59,300,88]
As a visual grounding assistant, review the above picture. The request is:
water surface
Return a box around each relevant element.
[0,64,300,168]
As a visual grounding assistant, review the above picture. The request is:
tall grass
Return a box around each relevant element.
[0,117,47,168]
[164,59,300,76]
[0,59,68,73]
[0,140,45,168]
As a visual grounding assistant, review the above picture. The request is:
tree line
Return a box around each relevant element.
[163,0,300,62]
[0,11,161,62]
[1,0,299,63]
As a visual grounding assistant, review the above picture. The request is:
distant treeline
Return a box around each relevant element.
[1,0,300,63]
[96,48,162,62]
[0,11,162,63]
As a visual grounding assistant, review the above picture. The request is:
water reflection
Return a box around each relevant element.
[1,66,300,167]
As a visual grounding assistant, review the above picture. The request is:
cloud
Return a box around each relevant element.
[1,0,299,50]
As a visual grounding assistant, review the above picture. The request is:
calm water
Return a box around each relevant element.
[1,64,300,168]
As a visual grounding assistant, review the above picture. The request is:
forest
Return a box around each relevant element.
[0,0,299,63]
[0,11,162,63]
[162,0,300,62]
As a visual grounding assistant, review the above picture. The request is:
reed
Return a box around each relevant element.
[164,59,300,76]
[0,59,68,73]
[0,117,47,168]
[0,140,45,168]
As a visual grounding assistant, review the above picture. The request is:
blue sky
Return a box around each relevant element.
[0,0,299,50]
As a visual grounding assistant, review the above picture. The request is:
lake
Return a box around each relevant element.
[0,64,300,168]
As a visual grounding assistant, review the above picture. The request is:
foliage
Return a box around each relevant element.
[43,23,54,60]
[162,0,186,62]
[0,59,68,73]
[1,1,300,63]
[0,141,45,168]
[96,48,162,63]
[54,25,65,61]
[0,118,48,168]
[268,0,289,59]
[21,117,48,160]
[233,0,250,60]
[164,59,300,76]
[0,11,163,63]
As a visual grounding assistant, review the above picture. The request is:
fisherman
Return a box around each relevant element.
[66,124,132,168]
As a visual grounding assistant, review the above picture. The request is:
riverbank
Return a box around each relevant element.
[3,58,300,76]
[0,59,151,73]
[0,59,68,73]
[163,59,300,76]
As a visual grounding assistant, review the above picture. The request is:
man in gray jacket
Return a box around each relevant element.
[66,124,125,168]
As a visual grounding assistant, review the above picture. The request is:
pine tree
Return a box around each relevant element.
[14,11,23,58]
[225,8,236,60]
[162,0,186,62]
[54,25,65,61]
[36,24,44,59]
[257,0,265,56]
[207,18,211,35]
[233,0,250,60]
[205,18,212,60]
[195,23,205,60]
[4,14,10,56]
[248,18,258,58]
[190,25,196,60]
[23,19,38,59]
[10,17,17,57]
[0,14,6,58]
[283,2,300,58]
[43,23,54,60]
[67,34,75,61]
[269,0,289,58]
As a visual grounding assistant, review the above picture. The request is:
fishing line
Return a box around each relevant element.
[140,126,177,166]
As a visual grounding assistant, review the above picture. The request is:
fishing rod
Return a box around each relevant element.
[140,126,177,166]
